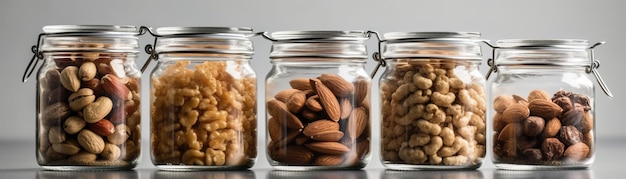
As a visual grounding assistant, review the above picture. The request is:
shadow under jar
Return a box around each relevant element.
[378,32,487,170]
[31,25,143,170]
[264,31,372,170]
[148,27,257,170]
[489,39,612,170]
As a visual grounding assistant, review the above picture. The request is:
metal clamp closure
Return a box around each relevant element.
[367,31,385,79]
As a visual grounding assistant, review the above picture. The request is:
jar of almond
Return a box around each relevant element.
[377,32,487,170]
[263,31,373,170]
[147,27,257,170]
[25,25,145,170]
[488,39,612,169]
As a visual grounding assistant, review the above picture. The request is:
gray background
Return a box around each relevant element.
[1,0,624,169]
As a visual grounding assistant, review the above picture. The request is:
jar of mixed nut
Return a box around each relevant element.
[378,32,487,170]
[25,25,144,170]
[148,27,257,170]
[488,39,612,170]
[264,31,372,170]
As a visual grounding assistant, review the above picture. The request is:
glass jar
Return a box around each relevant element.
[264,31,372,170]
[489,39,612,170]
[378,32,487,170]
[25,25,144,170]
[148,27,257,170]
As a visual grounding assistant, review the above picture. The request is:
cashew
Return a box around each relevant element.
[437,137,468,157]
[423,104,446,124]
[458,89,477,109]
[412,75,433,90]
[409,133,431,147]
[440,126,455,146]
[399,143,427,164]
[443,155,469,165]
[457,126,477,142]
[430,154,443,165]
[403,89,431,106]
[431,92,455,107]
[416,119,441,135]
[392,83,417,102]
[423,136,443,155]
[453,112,472,127]
[396,105,425,126]
[449,77,465,89]
[434,75,450,93]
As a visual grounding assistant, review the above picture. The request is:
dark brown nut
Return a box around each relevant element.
[561,104,584,126]
[47,87,72,105]
[581,112,594,134]
[54,57,82,69]
[83,78,104,96]
[44,70,61,90]
[523,116,545,137]
[542,138,564,160]
[517,137,538,151]
[559,125,583,146]
[552,96,573,112]
[564,142,590,161]
[42,102,71,126]
[522,148,543,162]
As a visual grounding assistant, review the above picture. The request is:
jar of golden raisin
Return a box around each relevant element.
[147,27,257,170]
[24,25,145,170]
[263,31,372,170]
[488,39,612,170]
[378,32,487,170]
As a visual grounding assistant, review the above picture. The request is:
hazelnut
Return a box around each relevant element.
[559,125,583,146]
[561,104,584,126]
[522,148,543,162]
[552,96,573,112]
[523,116,545,137]
[542,138,564,160]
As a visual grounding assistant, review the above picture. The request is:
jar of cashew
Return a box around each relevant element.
[263,31,372,170]
[378,32,487,170]
[25,25,144,170]
[488,39,612,170]
[148,27,257,170]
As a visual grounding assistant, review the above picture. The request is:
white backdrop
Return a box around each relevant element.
[1,0,624,169]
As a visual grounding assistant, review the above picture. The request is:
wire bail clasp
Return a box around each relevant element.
[483,41,498,80]
[139,26,159,73]
[22,33,46,82]
[367,31,385,79]
[588,42,613,97]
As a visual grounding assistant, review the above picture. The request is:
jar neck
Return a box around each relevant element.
[158,53,252,61]
[269,42,367,59]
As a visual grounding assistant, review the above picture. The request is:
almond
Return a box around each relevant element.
[493,112,506,132]
[295,135,310,145]
[272,146,314,165]
[87,119,115,136]
[102,74,131,101]
[303,120,340,137]
[528,89,551,102]
[493,95,515,113]
[305,142,350,155]
[501,103,530,123]
[354,78,369,105]
[286,91,307,113]
[275,89,300,103]
[564,143,590,161]
[498,123,522,142]
[543,117,562,138]
[275,129,301,148]
[339,98,353,120]
[528,99,562,119]
[315,155,344,166]
[348,107,368,139]
[305,95,323,112]
[310,131,344,142]
[268,117,284,141]
[320,74,354,97]
[267,100,304,129]
[312,79,341,122]
[289,78,312,90]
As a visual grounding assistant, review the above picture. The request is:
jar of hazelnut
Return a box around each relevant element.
[146,27,257,170]
[377,32,487,170]
[488,39,612,170]
[25,25,145,170]
[263,31,373,170]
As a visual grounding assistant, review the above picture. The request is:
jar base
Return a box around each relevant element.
[494,163,590,170]
[270,165,365,171]
[40,164,137,171]
[382,163,482,171]
[154,161,254,171]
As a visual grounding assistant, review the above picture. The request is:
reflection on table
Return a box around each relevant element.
[494,169,592,179]
[151,170,255,179]
[382,169,483,179]
[37,170,138,179]
[268,170,367,179]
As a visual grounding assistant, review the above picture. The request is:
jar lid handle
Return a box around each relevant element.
[22,33,45,83]
[368,31,386,79]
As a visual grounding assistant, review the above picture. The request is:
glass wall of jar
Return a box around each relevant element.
[148,27,257,170]
[378,32,487,170]
[488,39,612,170]
[264,31,372,170]
[28,25,144,170]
